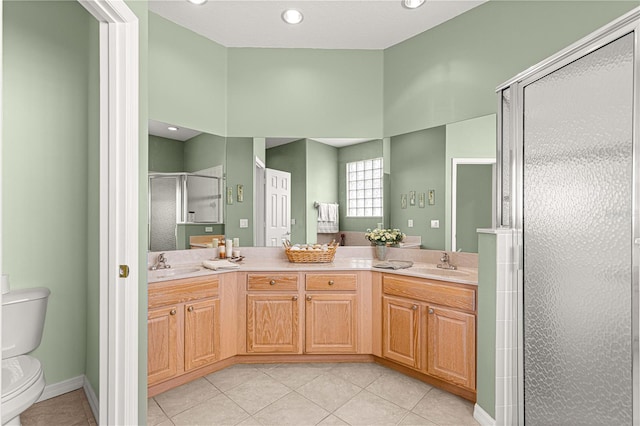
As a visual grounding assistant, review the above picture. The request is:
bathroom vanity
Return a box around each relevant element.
[146,248,478,402]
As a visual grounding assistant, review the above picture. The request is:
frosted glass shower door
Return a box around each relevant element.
[149,176,179,251]
[522,33,634,423]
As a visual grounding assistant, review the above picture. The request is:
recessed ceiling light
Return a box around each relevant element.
[168,126,179,132]
[187,0,208,5]
[282,9,303,25]
[403,0,425,9]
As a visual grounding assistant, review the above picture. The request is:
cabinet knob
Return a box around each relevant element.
[187,306,194,312]
[292,296,298,301]
[306,295,312,301]
[412,305,418,311]
[328,280,334,286]
[170,309,176,316]
[428,308,434,314]
[269,280,276,286]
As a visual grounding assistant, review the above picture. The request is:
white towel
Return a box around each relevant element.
[202,260,240,270]
[317,202,339,233]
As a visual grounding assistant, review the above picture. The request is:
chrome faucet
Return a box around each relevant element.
[150,253,171,270]
[437,252,457,270]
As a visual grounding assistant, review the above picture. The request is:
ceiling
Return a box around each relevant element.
[148,0,486,50]
[149,119,203,141]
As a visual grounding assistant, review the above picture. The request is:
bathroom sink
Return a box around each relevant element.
[152,267,201,278]
[410,267,469,278]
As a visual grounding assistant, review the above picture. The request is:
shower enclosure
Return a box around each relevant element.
[497,8,640,425]
[149,173,222,251]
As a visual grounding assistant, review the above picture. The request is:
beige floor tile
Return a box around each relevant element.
[154,378,221,418]
[317,414,349,425]
[328,362,388,388]
[155,419,175,426]
[263,363,329,389]
[22,389,92,426]
[224,373,291,414]
[366,370,433,410]
[171,394,249,426]
[254,391,329,425]
[333,390,407,425]
[411,388,479,426]
[148,398,170,426]
[236,416,262,425]
[206,365,263,392]
[296,373,362,412]
[398,412,438,426]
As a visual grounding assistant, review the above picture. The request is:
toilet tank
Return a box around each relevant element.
[2,287,50,359]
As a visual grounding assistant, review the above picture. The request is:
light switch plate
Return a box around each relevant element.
[205,227,213,233]
[430,219,440,229]
[291,218,296,225]
[239,219,249,228]
[408,219,413,228]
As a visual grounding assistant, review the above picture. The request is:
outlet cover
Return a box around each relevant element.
[408,219,414,228]
[239,219,249,228]
[430,219,440,229]
[205,227,213,233]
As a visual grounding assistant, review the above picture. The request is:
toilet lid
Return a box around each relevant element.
[2,355,42,401]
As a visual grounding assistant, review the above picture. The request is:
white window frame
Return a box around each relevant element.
[346,157,384,218]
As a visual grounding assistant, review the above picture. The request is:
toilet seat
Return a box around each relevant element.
[1,355,45,425]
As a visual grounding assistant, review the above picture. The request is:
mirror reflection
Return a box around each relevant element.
[147,115,495,254]
[148,119,226,251]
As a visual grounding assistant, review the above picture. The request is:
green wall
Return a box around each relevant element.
[227,48,383,137]
[149,12,226,135]
[3,0,93,386]
[225,137,255,246]
[306,140,339,243]
[149,134,184,172]
[337,140,385,232]
[184,132,226,173]
[384,1,638,137]
[477,233,497,418]
[266,140,307,244]
[390,127,446,249]
[445,114,496,251]
[456,164,493,253]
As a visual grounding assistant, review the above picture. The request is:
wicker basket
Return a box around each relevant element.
[285,243,337,263]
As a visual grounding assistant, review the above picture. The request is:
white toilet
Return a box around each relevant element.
[1,286,50,425]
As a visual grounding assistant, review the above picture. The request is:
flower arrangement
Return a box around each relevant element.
[365,228,405,246]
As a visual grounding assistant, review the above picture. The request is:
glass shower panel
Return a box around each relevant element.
[186,175,220,223]
[501,88,511,227]
[523,33,633,423]
[149,176,178,251]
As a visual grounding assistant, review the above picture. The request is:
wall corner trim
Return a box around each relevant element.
[474,404,496,426]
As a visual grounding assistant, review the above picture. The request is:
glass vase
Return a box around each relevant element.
[374,244,388,261]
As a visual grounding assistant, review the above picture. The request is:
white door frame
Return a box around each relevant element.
[254,157,266,247]
[78,1,139,424]
[450,158,495,252]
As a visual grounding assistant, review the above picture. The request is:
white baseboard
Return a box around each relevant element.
[474,404,496,426]
[36,375,84,402]
[83,377,99,421]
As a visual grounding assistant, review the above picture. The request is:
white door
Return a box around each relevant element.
[265,168,291,246]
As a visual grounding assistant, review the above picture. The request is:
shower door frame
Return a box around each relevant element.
[497,8,640,425]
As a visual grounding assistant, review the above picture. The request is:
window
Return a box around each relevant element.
[346,158,383,217]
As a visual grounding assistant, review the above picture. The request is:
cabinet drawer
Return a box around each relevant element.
[247,274,299,291]
[306,273,357,291]
[149,276,219,309]
[383,275,475,312]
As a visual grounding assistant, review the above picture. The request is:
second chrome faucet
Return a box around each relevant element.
[437,252,457,270]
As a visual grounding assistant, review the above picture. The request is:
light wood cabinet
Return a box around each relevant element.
[427,305,475,389]
[147,276,220,387]
[304,273,358,354]
[382,296,421,369]
[147,305,179,385]
[382,274,476,391]
[246,294,300,353]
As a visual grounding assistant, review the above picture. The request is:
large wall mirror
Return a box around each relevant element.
[148,119,226,251]
[147,115,495,254]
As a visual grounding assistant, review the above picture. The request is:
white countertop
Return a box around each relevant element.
[148,254,478,286]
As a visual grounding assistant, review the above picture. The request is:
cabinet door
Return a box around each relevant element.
[184,298,220,371]
[382,296,421,369]
[247,294,300,353]
[305,294,357,353]
[148,305,179,386]
[427,306,476,389]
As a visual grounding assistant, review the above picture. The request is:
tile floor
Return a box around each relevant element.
[149,362,479,426]
[22,388,97,426]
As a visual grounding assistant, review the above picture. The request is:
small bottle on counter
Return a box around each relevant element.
[219,243,226,259]
[226,239,233,257]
